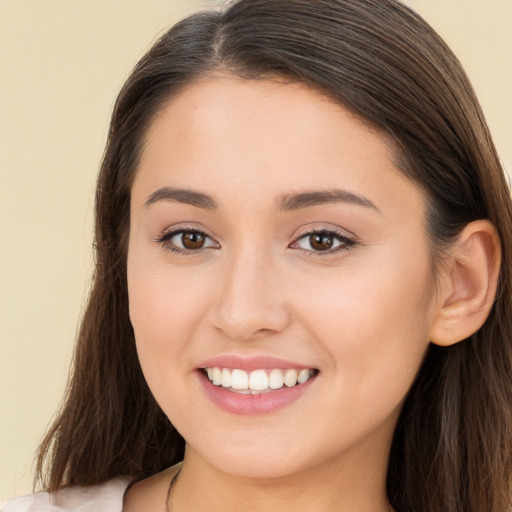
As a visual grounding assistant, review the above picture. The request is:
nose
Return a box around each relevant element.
[211,247,291,342]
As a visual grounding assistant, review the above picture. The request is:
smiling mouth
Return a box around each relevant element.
[203,367,319,394]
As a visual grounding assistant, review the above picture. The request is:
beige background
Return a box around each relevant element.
[1,0,510,501]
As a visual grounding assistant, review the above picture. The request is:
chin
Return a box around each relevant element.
[212,454,309,480]
[184,427,320,480]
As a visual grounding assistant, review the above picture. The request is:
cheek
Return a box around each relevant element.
[126,248,215,404]
[128,263,212,345]
[288,268,433,457]
[292,253,434,404]
[127,264,220,429]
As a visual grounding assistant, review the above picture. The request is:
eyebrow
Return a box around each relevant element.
[144,187,218,209]
[276,189,381,213]
[144,186,380,214]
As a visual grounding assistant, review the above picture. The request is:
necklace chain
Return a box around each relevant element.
[165,466,182,512]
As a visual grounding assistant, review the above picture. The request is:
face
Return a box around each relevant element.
[127,77,438,480]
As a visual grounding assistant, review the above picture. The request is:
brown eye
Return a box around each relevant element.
[292,229,354,254]
[161,229,219,253]
[181,231,206,249]
[309,233,334,251]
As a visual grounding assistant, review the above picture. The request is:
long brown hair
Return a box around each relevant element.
[36,1,512,510]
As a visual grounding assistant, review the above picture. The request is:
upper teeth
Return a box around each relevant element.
[205,367,315,393]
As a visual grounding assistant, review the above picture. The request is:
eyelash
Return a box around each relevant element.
[156,227,356,256]
[156,227,219,255]
[290,228,356,256]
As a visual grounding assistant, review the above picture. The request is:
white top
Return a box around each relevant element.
[1,479,131,512]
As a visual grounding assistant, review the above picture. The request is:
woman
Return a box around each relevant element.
[3,0,511,511]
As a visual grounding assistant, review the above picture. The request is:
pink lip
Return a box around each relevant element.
[198,371,317,415]
[195,355,319,415]
[196,355,315,372]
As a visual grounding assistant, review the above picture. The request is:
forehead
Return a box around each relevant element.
[133,76,421,215]
[142,76,391,161]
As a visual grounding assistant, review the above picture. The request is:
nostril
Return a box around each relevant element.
[213,324,281,343]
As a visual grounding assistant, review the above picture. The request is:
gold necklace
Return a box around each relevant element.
[164,466,182,512]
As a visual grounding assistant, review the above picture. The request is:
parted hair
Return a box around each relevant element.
[36,1,512,510]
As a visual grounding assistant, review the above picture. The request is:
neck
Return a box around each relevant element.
[171,444,393,512]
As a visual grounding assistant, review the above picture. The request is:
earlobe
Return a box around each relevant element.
[430,220,501,347]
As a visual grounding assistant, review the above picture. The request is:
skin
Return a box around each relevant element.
[125,76,442,512]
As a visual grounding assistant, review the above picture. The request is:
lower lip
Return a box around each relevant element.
[198,371,316,415]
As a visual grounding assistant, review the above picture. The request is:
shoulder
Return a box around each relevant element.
[1,478,131,512]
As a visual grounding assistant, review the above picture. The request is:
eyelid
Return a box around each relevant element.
[154,223,356,256]
[289,226,357,254]
[156,224,220,254]
[158,224,210,240]
[293,223,355,239]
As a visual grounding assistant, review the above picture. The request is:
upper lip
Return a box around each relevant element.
[196,355,317,372]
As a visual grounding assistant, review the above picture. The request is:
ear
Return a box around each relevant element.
[430,220,501,346]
